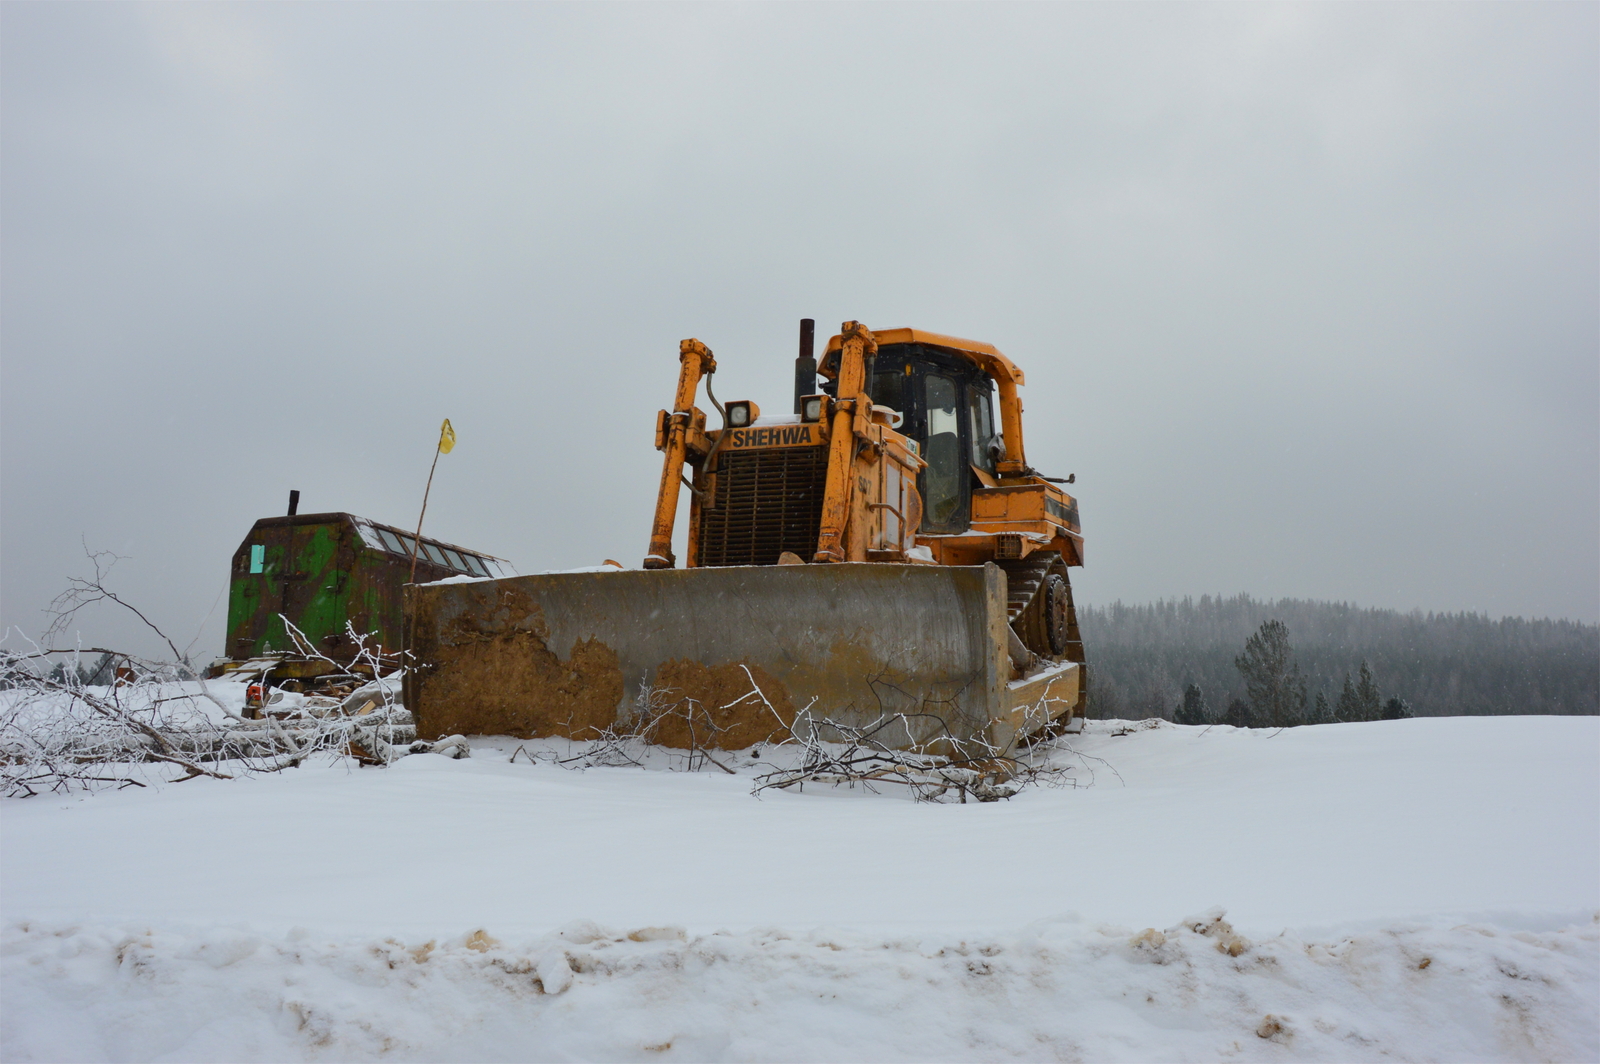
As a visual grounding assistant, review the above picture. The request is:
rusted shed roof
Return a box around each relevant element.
[239,511,513,578]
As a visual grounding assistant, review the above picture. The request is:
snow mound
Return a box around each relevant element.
[3,914,1595,1062]
[3,715,1596,1060]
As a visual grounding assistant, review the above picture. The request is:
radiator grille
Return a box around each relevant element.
[696,446,828,567]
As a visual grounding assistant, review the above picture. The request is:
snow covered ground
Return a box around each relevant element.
[3,715,1597,1061]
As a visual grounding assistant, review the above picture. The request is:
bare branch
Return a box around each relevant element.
[45,545,188,666]
[2,602,431,797]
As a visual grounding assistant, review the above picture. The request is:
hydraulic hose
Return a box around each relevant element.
[702,366,730,475]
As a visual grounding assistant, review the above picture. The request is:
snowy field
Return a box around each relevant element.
[3,715,1596,1062]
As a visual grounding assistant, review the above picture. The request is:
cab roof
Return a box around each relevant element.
[822,327,1024,386]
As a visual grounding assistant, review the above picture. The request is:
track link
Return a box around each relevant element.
[997,551,1086,666]
[997,550,1089,725]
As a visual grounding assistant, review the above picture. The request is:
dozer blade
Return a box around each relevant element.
[403,564,1079,754]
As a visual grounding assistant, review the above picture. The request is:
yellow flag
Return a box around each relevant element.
[438,418,456,454]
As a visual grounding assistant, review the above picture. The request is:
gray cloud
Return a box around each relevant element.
[3,3,1595,660]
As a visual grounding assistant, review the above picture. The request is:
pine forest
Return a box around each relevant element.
[1077,595,1599,724]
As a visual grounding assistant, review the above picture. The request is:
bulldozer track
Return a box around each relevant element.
[997,552,1085,666]
[998,551,1089,731]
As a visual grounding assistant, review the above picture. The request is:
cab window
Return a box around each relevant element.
[968,385,997,473]
[921,373,964,530]
[870,363,908,416]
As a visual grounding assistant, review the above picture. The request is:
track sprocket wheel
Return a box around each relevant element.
[1041,573,1070,657]
[996,551,1082,663]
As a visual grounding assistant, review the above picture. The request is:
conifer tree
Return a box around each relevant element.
[1356,661,1382,722]
[1221,697,1256,728]
[1175,683,1210,725]
[1310,690,1333,724]
[1234,619,1308,727]
[1337,673,1360,722]
[1382,696,1413,720]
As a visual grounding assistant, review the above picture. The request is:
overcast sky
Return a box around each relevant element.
[3,3,1596,661]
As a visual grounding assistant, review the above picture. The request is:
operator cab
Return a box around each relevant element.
[820,340,1000,534]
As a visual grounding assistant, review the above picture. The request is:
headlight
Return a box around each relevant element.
[801,396,823,422]
[728,403,751,427]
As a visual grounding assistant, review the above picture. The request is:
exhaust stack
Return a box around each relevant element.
[287,490,300,516]
[793,318,816,414]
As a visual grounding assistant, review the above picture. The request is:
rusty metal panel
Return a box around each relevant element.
[404,563,1015,751]
[225,515,359,659]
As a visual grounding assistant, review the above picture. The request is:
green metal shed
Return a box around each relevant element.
[220,509,511,679]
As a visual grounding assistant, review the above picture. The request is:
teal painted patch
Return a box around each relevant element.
[250,544,265,573]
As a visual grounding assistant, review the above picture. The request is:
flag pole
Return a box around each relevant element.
[409,419,455,583]
[409,446,442,583]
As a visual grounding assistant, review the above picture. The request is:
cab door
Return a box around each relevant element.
[919,370,970,533]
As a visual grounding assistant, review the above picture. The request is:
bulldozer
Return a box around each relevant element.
[404,320,1085,753]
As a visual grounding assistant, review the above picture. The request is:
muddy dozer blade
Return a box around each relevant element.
[404,564,1079,753]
